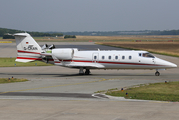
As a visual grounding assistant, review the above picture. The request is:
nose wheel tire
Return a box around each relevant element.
[155,71,160,76]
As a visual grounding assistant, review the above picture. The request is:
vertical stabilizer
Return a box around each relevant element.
[14,33,42,62]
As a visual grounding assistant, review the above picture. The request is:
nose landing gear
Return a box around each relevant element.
[155,71,160,76]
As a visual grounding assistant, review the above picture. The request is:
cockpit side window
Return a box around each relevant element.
[142,53,155,58]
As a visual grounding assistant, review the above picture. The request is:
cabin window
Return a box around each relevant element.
[129,56,132,59]
[108,56,111,59]
[122,56,125,59]
[102,56,105,59]
[139,53,141,56]
[94,56,97,59]
[115,56,118,59]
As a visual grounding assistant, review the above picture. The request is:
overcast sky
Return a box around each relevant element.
[0,0,179,32]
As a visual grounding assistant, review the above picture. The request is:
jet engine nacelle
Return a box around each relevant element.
[52,48,74,60]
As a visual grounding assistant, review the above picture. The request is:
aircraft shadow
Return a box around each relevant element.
[0,73,156,77]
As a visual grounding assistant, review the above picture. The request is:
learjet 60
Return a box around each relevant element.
[14,33,177,76]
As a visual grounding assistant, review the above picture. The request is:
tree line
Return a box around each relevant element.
[61,30,179,36]
[1,28,179,38]
[64,35,76,39]
[0,28,63,38]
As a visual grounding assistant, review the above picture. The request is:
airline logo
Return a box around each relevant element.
[24,45,38,50]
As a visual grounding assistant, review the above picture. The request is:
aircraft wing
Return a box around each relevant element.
[65,63,105,69]
[41,53,105,69]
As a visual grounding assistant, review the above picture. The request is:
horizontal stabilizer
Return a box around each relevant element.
[15,59,34,63]
[13,33,28,37]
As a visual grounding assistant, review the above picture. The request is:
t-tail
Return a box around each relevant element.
[14,33,42,62]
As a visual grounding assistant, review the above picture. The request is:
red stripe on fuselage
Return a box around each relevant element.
[55,60,165,67]
[98,61,160,66]
[17,50,40,54]
[16,51,166,67]
[16,57,55,61]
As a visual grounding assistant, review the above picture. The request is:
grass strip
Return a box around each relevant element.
[0,58,53,67]
[106,81,179,102]
[0,78,28,84]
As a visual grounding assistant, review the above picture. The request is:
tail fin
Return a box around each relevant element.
[14,33,42,62]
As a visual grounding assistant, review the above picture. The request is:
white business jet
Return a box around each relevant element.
[14,33,177,76]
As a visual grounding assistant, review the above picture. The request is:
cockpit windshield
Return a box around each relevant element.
[139,53,155,58]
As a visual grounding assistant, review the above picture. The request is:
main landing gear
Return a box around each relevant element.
[85,69,90,75]
[79,68,91,75]
[155,71,160,76]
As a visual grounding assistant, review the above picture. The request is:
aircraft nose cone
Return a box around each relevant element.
[156,58,177,68]
[165,61,177,68]
[171,63,177,68]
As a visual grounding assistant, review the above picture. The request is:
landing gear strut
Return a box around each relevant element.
[79,68,84,75]
[155,71,160,76]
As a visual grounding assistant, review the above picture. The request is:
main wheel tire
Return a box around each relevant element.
[85,69,90,75]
